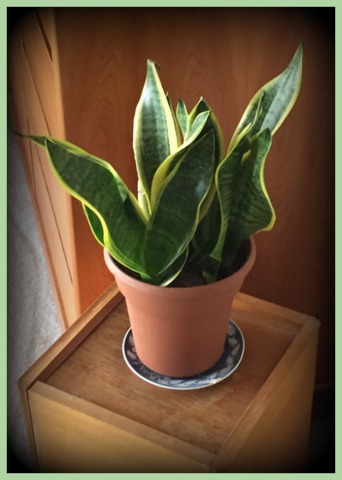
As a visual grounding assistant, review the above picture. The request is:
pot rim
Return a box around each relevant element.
[104,237,256,295]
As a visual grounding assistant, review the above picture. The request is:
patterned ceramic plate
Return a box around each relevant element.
[122,320,245,390]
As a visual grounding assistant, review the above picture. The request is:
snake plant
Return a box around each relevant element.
[21,44,302,286]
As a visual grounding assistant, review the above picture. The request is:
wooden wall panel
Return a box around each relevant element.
[8,32,34,191]
[15,35,78,325]
[8,12,79,326]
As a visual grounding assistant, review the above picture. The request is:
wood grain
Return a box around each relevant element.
[29,382,212,472]
[20,290,319,472]
[19,283,122,469]
[214,309,320,471]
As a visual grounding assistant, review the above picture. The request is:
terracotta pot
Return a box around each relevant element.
[104,238,256,378]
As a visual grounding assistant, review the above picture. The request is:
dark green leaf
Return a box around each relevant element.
[143,131,215,278]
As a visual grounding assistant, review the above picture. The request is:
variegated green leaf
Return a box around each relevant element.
[137,179,150,222]
[176,97,189,137]
[83,204,105,246]
[189,99,226,224]
[133,60,179,207]
[152,249,189,286]
[188,98,225,164]
[22,135,148,276]
[222,128,274,267]
[228,43,303,152]
[202,136,250,281]
[166,93,182,146]
[191,195,221,263]
[143,131,215,278]
[189,99,227,262]
[150,110,210,209]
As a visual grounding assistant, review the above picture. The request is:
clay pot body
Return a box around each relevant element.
[104,238,256,378]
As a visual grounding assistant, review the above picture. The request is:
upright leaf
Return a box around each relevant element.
[143,131,215,278]
[188,98,225,164]
[150,110,210,209]
[133,60,179,206]
[166,93,182,146]
[223,128,274,266]
[201,136,250,281]
[176,97,189,137]
[189,99,227,263]
[228,43,303,152]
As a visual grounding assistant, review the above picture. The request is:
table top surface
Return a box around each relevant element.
[42,291,314,455]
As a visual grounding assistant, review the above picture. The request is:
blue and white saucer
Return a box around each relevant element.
[122,320,245,390]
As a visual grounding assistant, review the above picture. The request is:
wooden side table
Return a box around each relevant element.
[20,285,319,473]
